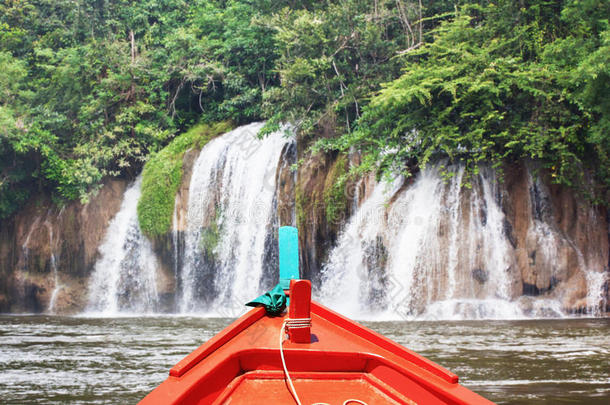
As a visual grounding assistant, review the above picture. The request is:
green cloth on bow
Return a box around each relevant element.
[245,283,287,315]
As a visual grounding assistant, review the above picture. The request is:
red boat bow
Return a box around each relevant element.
[140,279,495,405]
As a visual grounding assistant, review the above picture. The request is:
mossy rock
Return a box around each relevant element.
[323,154,348,224]
[137,121,232,238]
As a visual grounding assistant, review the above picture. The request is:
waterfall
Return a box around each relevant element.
[586,271,608,317]
[86,176,160,315]
[179,123,290,316]
[318,179,401,317]
[47,254,60,313]
[524,172,608,316]
[319,164,521,320]
[81,123,290,316]
[21,217,41,272]
[421,167,520,319]
[171,194,182,312]
[78,121,603,318]
[319,162,610,320]
[45,218,61,314]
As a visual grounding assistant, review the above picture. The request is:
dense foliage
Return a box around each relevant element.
[318,0,609,201]
[261,0,426,140]
[1,0,608,220]
[0,0,286,218]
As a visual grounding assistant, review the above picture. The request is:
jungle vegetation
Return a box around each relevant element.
[0,0,608,220]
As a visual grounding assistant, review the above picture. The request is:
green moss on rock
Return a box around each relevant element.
[295,182,309,232]
[137,121,232,238]
[323,155,348,224]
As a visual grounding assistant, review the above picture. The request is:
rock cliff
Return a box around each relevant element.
[0,179,127,313]
[0,150,607,315]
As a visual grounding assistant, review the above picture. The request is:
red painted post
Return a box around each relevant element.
[288,279,311,343]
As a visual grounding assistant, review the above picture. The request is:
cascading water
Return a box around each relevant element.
[171,194,182,312]
[586,271,608,316]
[318,164,540,320]
[421,167,521,319]
[21,217,40,272]
[524,172,608,317]
[45,217,62,314]
[78,122,603,319]
[179,123,291,316]
[317,178,402,318]
[86,176,160,314]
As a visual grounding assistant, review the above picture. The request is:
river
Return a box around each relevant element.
[0,315,608,404]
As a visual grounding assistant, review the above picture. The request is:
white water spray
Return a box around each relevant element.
[180,123,290,315]
[585,271,608,317]
[319,164,521,320]
[86,176,159,314]
[45,219,61,314]
[318,179,402,317]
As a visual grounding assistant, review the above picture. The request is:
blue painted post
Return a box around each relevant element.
[279,226,299,289]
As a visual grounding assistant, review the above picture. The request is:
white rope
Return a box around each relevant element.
[279,319,368,405]
[280,319,302,405]
[285,317,311,329]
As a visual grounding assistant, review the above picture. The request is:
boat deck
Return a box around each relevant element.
[216,370,411,404]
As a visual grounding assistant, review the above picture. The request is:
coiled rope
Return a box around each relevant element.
[279,319,368,405]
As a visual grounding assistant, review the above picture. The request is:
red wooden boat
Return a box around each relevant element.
[140,280,494,405]
[140,227,495,405]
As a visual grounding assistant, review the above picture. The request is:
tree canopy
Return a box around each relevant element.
[317,0,609,200]
[0,0,608,219]
[0,0,287,217]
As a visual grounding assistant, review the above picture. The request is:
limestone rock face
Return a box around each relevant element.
[296,152,339,282]
[294,149,376,284]
[499,162,608,313]
[0,179,128,314]
[307,159,608,316]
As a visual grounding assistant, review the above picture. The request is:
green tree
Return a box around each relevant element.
[263,0,422,141]
[326,0,609,200]
[0,50,46,217]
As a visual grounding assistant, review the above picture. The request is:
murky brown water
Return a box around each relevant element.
[0,315,608,404]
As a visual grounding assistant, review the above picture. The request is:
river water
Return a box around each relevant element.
[0,315,608,404]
